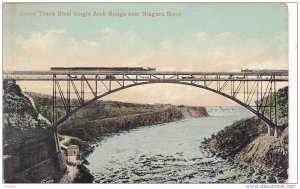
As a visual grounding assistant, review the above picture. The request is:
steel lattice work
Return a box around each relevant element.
[4,69,288,137]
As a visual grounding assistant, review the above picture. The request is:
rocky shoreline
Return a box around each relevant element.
[201,86,289,180]
[202,117,288,179]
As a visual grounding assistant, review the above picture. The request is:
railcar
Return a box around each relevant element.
[241,69,287,73]
[50,67,156,71]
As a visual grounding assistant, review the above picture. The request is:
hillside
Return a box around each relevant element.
[202,87,288,179]
[2,81,62,183]
[27,92,208,141]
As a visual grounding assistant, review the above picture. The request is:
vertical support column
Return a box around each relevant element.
[233,80,235,97]
[256,81,259,111]
[274,127,280,138]
[269,81,273,122]
[247,78,249,103]
[274,77,277,125]
[67,75,70,114]
[260,79,263,106]
[81,75,84,104]
[52,75,56,128]
[123,74,125,87]
[95,75,98,96]
[52,75,60,152]
[217,75,220,91]
[243,75,245,103]
[109,76,112,91]
[267,126,275,136]
[230,80,233,96]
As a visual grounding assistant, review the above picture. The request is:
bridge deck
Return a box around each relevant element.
[3,70,288,81]
[4,70,289,75]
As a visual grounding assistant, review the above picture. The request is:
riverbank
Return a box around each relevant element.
[58,135,94,183]
[27,92,209,183]
[59,106,208,141]
[202,87,289,180]
[27,92,208,141]
[86,112,281,183]
[202,117,288,179]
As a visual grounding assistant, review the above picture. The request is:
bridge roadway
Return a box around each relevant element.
[3,70,288,81]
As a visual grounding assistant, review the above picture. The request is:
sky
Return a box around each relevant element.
[3,3,288,106]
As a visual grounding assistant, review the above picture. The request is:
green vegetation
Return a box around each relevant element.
[28,92,145,127]
[203,86,288,157]
[26,93,65,124]
[203,117,267,156]
[3,82,36,117]
[74,164,94,183]
[256,87,288,119]
[203,86,288,179]
[64,103,140,127]
[63,137,95,183]
[64,137,94,159]
[3,81,37,129]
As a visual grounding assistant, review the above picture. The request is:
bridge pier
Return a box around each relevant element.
[274,126,283,138]
[267,126,275,136]
[267,126,282,137]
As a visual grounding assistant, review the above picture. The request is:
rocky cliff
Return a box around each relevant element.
[236,126,288,178]
[59,105,208,141]
[3,81,64,183]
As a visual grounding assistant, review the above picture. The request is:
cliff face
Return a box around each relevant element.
[236,127,288,178]
[3,81,60,183]
[26,92,208,141]
[202,87,288,179]
[176,106,208,118]
[202,117,265,155]
[59,106,208,141]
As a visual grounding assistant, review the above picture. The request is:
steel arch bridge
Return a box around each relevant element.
[4,69,288,138]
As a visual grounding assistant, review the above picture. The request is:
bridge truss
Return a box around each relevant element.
[4,70,288,136]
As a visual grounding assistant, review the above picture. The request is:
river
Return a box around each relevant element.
[86,107,283,183]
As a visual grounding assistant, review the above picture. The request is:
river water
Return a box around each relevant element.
[86,107,283,183]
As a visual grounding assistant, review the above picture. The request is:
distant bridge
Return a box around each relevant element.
[4,69,288,138]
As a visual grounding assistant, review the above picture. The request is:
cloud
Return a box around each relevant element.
[5,28,288,106]
[160,41,173,49]
[215,32,233,41]
[19,30,65,51]
[101,27,119,35]
[196,32,208,42]
[5,28,288,74]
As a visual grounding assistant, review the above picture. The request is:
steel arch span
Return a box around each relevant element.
[53,81,283,130]
[3,69,288,137]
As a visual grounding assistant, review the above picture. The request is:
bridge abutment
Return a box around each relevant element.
[267,126,282,137]
[267,126,275,136]
[274,126,283,138]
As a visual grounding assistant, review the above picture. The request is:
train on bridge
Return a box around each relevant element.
[241,69,287,73]
[50,67,156,72]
